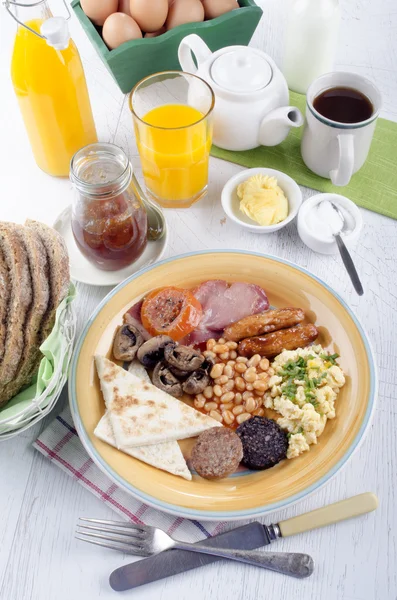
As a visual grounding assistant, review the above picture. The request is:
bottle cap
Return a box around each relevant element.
[40,17,70,50]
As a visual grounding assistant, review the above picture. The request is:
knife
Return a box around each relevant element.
[109,492,378,591]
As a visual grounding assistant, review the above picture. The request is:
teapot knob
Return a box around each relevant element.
[178,34,212,75]
[236,56,248,68]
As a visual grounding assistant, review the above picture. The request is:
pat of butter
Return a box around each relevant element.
[237,175,288,226]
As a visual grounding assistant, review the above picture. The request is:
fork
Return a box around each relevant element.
[76,518,314,578]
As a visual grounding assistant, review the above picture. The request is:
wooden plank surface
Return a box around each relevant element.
[0,0,396,598]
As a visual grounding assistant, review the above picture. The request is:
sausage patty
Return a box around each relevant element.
[236,417,288,470]
[191,428,243,480]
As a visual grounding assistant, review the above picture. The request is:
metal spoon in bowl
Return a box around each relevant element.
[328,201,364,296]
[131,173,166,241]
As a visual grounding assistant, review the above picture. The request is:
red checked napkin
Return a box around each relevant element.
[33,406,227,542]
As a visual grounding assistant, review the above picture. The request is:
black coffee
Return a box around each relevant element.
[313,86,373,124]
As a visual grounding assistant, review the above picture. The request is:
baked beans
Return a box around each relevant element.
[194,338,272,427]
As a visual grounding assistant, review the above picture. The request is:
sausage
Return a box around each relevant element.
[238,324,319,358]
[224,308,305,342]
[191,428,243,480]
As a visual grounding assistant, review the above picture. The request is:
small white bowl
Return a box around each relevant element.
[297,193,363,255]
[221,168,302,233]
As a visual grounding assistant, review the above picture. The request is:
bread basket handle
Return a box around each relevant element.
[178,34,212,74]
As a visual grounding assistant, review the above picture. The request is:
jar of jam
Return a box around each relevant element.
[70,143,147,271]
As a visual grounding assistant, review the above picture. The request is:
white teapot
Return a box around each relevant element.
[178,34,303,151]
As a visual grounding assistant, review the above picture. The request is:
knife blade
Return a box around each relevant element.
[109,522,272,591]
[109,492,378,592]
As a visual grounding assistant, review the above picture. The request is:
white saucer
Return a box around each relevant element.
[53,205,168,287]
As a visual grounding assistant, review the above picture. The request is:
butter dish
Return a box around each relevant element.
[221,168,302,233]
[297,193,363,255]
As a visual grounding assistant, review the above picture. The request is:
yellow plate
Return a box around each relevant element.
[69,251,376,521]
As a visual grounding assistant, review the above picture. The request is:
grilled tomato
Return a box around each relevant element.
[141,287,203,341]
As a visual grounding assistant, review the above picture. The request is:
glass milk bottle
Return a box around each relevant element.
[6,0,97,177]
[282,0,340,94]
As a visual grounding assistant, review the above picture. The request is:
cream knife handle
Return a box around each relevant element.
[279,493,378,537]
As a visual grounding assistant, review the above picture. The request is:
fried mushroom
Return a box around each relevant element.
[137,335,175,368]
[201,356,216,372]
[168,365,190,379]
[182,369,210,395]
[113,324,144,361]
[164,344,204,372]
[152,361,183,398]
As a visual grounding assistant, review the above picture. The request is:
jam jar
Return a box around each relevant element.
[70,143,147,271]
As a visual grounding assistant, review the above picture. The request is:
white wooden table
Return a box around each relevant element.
[1,1,396,598]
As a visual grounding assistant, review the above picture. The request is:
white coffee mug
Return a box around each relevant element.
[301,72,381,186]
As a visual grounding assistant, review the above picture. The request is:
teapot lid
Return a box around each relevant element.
[210,48,273,93]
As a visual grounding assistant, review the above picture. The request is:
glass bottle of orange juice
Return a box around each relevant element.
[7,0,97,177]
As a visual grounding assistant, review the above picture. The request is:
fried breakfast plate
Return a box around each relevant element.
[69,251,376,520]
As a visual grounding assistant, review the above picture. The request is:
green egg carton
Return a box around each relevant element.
[71,0,263,94]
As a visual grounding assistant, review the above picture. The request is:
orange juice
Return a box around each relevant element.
[11,19,97,177]
[136,104,212,207]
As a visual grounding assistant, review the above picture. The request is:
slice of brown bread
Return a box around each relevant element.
[0,248,10,362]
[25,219,70,341]
[0,225,50,405]
[0,223,32,397]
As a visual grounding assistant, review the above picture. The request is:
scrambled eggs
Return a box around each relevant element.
[237,174,288,226]
[264,345,345,459]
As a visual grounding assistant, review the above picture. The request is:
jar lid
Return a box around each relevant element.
[210,49,272,93]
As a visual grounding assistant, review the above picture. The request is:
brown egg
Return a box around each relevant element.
[144,27,166,38]
[166,0,204,29]
[118,0,131,16]
[102,13,142,49]
[202,0,239,20]
[129,0,168,33]
[81,0,118,26]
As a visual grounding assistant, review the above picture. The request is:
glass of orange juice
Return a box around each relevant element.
[129,71,214,209]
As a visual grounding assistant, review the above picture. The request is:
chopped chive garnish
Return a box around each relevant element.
[320,352,339,365]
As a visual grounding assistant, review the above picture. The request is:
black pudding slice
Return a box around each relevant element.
[236,417,288,470]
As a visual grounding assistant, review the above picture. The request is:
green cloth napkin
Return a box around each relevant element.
[0,284,77,426]
[211,91,397,220]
